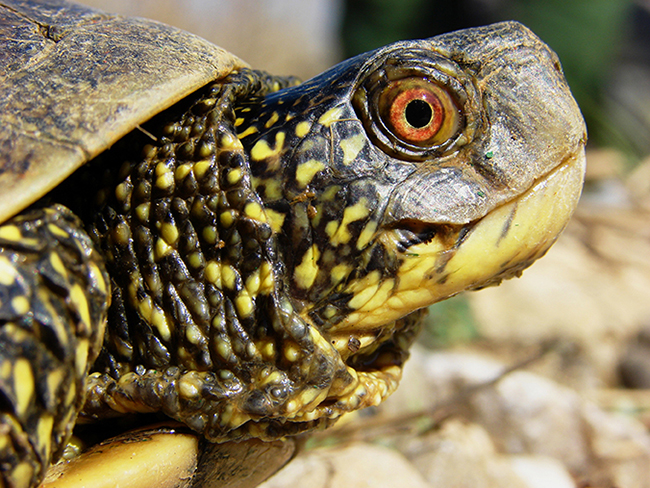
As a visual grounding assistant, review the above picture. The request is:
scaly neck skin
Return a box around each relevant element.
[234,65,426,331]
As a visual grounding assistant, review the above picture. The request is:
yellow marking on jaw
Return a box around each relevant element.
[294,244,320,290]
[357,220,378,250]
[340,132,366,165]
[265,112,280,129]
[14,359,33,416]
[326,198,370,246]
[251,132,286,162]
[235,117,245,127]
[296,159,325,188]
[244,201,266,222]
[237,125,258,139]
[265,209,286,233]
[356,279,394,312]
[253,176,283,202]
[0,225,21,242]
[318,106,344,127]
[295,121,311,138]
[331,263,351,285]
[0,256,18,286]
[88,262,108,296]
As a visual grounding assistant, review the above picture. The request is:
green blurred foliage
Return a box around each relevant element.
[419,295,479,349]
[342,0,635,150]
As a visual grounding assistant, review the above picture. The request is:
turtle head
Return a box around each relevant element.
[237,20,586,347]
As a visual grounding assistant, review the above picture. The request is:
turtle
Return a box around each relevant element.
[0,0,587,487]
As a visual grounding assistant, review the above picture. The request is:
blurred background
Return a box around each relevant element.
[72,1,650,486]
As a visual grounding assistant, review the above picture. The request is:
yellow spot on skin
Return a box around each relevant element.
[245,271,261,296]
[235,117,245,126]
[259,261,275,294]
[154,237,173,260]
[357,220,378,250]
[244,202,266,222]
[75,339,89,376]
[14,359,33,416]
[179,373,201,398]
[265,209,286,233]
[331,263,351,285]
[328,199,370,246]
[340,132,366,165]
[295,121,311,138]
[221,265,237,290]
[37,414,54,460]
[216,340,234,361]
[294,244,320,290]
[250,132,286,162]
[227,168,242,185]
[155,172,174,190]
[113,221,131,246]
[237,125,258,139]
[0,256,18,286]
[11,296,29,315]
[152,307,172,341]
[186,324,202,344]
[221,132,243,150]
[70,284,91,332]
[49,252,68,279]
[220,210,235,227]
[0,225,21,242]
[205,261,221,287]
[202,226,218,244]
[175,163,192,180]
[283,342,301,362]
[296,159,325,188]
[161,222,179,245]
[235,292,254,318]
[253,177,283,202]
[115,181,130,203]
[47,223,69,238]
[193,160,212,179]
[135,203,150,222]
[318,106,344,127]
[265,111,280,129]
[46,369,64,401]
[10,462,33,488]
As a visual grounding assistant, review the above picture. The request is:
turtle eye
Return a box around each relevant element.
[378,78,461,147]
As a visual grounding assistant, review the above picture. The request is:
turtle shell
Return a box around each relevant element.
[0,0,246,223]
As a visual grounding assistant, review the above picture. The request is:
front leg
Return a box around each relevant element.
[0,205,109,488]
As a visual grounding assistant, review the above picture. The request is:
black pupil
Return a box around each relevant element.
[404,99,433,128]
